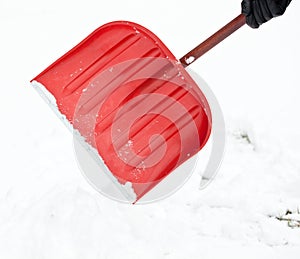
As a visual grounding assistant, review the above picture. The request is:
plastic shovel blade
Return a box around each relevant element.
[31,21,212,203]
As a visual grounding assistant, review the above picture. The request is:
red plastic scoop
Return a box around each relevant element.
[31,15,246,202]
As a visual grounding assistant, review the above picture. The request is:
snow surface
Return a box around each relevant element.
[1,0,300,258]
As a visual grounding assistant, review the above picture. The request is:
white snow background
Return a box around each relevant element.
[1,0,300,258]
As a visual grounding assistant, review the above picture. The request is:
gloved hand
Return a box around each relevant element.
[241,0,292,28]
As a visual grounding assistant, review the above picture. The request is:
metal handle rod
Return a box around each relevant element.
[180,14,246,67]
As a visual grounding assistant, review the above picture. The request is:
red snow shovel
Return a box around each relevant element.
[31,14,246,203]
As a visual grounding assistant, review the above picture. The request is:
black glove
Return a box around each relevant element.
[241,0,292,28]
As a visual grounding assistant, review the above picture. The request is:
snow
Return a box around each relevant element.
[31,80,73,131]
[1,0,300,258]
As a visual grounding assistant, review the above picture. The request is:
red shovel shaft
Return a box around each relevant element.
[180,14,246,67]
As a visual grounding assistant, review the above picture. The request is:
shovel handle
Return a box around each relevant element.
[180,14,246,67]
